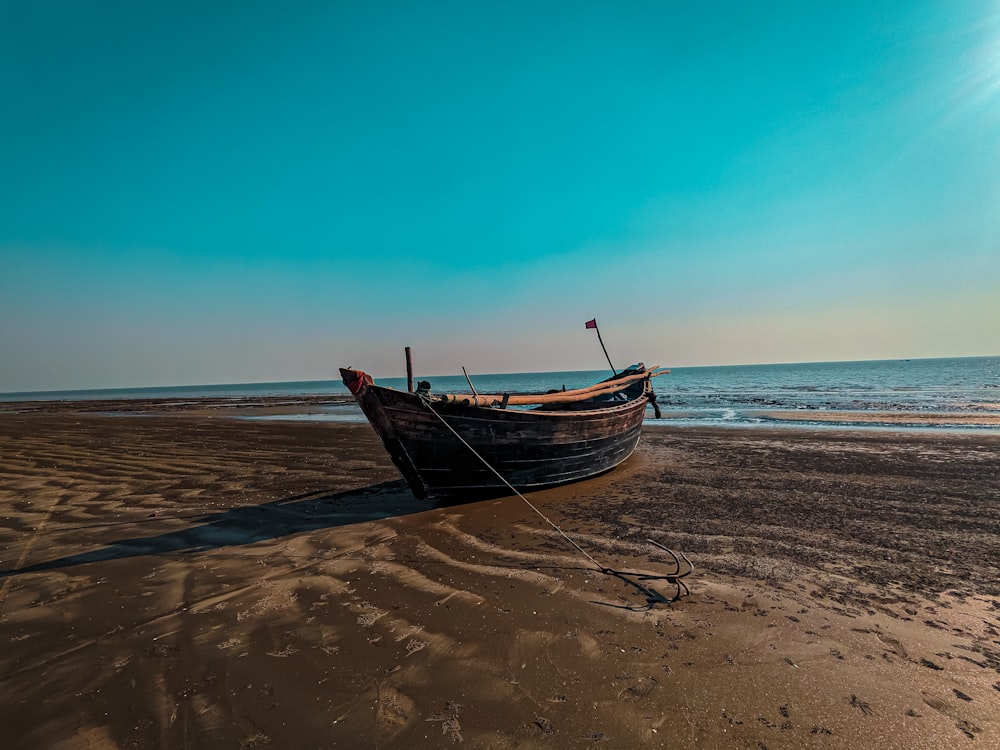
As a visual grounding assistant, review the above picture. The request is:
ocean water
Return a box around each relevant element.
[3,356,998,431]
[655,356,1000,429]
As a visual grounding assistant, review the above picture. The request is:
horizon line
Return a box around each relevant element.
[2,353,997,399]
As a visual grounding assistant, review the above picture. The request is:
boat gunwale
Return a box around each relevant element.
[370,383,651,419]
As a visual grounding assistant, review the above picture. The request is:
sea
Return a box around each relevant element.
[2,356,998,432]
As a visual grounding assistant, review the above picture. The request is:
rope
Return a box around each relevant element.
[419,395,607,572]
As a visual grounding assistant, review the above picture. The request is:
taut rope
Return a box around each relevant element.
[416,391,694,608]
[419,396,606,571]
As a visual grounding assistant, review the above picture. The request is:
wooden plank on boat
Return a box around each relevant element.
[437,367,668,407]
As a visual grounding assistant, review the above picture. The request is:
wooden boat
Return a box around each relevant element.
[340,364,665,499]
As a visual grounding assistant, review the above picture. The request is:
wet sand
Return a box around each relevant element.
[1,404,998,748]
[756,410,1000,427]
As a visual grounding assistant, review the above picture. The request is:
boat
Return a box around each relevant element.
[339,363,666,499]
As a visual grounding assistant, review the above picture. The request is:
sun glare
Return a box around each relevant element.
[963,8,1000,113]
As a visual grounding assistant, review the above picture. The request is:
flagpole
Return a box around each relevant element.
[587,319,616,375]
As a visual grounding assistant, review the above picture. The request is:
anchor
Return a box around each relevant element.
[596,540,694,611]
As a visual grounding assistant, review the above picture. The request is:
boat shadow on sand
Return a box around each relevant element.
[2,480,694,610]
[0,480,441,579]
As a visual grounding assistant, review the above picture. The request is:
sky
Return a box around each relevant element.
[2,1,999,392]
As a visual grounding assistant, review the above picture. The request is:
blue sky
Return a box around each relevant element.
[2,1,999,391]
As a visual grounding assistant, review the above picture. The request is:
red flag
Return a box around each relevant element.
[585,318,597,329]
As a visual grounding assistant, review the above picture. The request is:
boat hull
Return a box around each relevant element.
[342,371,648,499]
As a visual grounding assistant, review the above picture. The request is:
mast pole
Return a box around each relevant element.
[405,346,414,392]
[587,318,616,375]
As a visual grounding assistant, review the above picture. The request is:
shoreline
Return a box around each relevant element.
[1,412,998,747]
[2,395,998,434]
[754,408,1000,427]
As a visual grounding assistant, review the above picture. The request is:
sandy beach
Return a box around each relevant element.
[1,402,998,748]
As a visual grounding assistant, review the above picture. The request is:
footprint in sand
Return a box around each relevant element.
[875,632,908,658]
[618,676,657,700]
[375,685,414,740]
[426,702,463,743]
[920,691,981,739]
[357,608,387,627]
